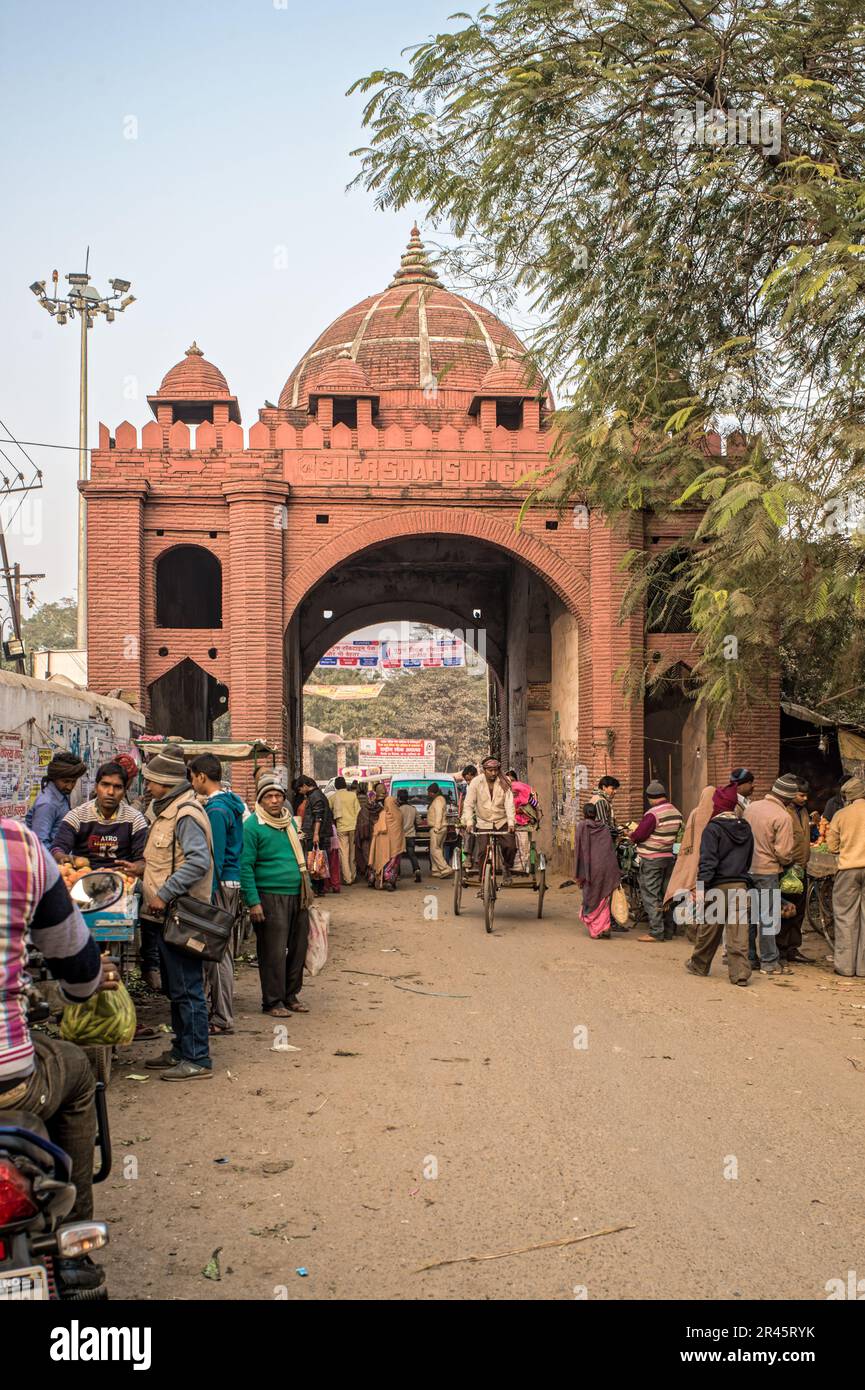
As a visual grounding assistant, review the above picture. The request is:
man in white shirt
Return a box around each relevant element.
[461,755,516,883]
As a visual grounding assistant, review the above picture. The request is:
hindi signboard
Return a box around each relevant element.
[356,738,436,776]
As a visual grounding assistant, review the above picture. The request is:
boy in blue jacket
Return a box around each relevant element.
[189,754,246,1034]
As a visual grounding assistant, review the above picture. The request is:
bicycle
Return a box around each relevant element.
[806,874,835,946]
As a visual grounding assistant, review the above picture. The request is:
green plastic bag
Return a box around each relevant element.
[779,865,804,896]
[60,981,137,1047]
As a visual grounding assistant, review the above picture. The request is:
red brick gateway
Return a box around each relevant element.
[85,228,777,866]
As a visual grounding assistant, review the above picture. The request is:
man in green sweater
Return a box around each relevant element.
[241,776,311,1017]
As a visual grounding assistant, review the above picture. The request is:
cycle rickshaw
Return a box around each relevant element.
[452,826,547,932]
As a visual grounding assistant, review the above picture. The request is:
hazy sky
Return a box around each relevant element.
[0,0,477,605]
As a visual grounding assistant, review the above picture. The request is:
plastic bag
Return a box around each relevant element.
[305,904,329,976]
[60,980,137,1047]
[306,848,329,879]
[779,865,804,896]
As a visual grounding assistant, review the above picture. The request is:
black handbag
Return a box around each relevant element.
[163,893,234,963]
[160,810,234,963]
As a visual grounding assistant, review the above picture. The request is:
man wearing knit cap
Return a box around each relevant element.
[744,773,797,975]
[630,780,683,942]
[140,745,214,1080]
[825,776,865,976]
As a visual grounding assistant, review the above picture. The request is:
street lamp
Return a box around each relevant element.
[30,254,136,652]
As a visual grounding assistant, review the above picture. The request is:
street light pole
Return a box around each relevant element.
[29,258,136,654]
[78,300,88,652]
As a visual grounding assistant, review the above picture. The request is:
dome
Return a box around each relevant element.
[157,342,232,399]
[150,342,240,423]
[278,227,545,424]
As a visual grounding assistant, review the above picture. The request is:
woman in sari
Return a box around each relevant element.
[355,785,379,877]
[663,784,714,940]
[369,786,406,890]
[574,803,622,938]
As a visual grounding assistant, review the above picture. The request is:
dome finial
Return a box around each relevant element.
[185,341,204,357]
[389,225,441,288]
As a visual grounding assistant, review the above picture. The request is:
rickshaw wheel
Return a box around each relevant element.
[482,862,495,933]
[536,861,547,918]
[453,862,463,915]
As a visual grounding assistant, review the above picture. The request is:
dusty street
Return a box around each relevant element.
[102,874,865,1301]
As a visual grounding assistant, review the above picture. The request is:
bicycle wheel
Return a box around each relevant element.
[453,857,463,915]
[482,860,496,933]
[536,858,547,918]
[624,877,642,925]
[807,877,835,945]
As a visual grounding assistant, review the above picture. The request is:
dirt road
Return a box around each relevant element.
[102,874,865,1300]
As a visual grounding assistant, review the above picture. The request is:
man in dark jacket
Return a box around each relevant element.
[296,776,333,847]
[189,754,246,1035]
[686,784,755,985]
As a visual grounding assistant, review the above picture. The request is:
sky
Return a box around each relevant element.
[0,0,476,606]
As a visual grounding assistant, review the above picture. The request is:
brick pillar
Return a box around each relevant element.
[223,480,288,777]
[707,672,780,799]
[83,481,148,704]
[589,513,645,821]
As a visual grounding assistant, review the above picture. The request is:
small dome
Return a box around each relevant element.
[310,350,376,398]
[157,342,232,400]
[477,355,542,397]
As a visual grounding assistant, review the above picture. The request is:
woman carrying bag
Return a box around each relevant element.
[240,775,313,1017]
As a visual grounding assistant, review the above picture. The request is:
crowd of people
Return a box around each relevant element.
[14,749,544,1087]
[3,736,864,1298]
[574,766,865,984]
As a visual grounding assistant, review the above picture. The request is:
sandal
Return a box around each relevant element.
[288,1000,309,1013]
[209,1023,234,1035]
[266,1006,291,1017]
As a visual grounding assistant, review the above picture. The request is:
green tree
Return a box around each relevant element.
[352,0,865,727]
[23,597,77,652]
[304,666,488,769]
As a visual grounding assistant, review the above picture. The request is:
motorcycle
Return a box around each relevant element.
[0,950,113,1301]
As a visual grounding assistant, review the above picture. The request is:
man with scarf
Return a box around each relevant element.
[139,746,214,1081]
[241,774,312,1013]
[685,783,755,985]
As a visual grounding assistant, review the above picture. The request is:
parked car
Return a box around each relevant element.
[389,775,460,856]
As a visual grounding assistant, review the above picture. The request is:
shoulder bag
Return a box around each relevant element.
[162,807,234,963]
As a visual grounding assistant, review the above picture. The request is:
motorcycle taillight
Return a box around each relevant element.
[0,1158,37,1224]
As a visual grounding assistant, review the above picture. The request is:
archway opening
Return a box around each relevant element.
[286,532,577,854]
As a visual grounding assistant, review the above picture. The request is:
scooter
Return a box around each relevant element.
[0,1083,111,1300]
[0,955,113,1300]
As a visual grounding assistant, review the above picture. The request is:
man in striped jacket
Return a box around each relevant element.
[630,780,684,942]
[0,818,113,1290]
